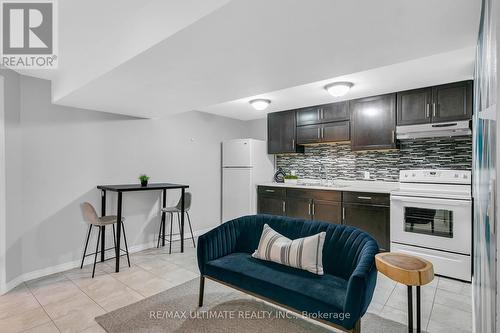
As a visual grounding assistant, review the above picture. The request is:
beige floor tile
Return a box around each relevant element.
[26,273,68,290]
[371,281,395,306]
[134,257,173,271]
[434,288,472,313]
[366,301,384,315]
[42,291,99,320]
[51,298,104,333]
[437,278,472,297]
[71,274,126,301]
[132,275,175,297]
[146,261,186,277]
[101,259,133,274]
[427,319,472,333]
[112,266,174,296]
[29,278,82,306]
[0,285,41,320]
[163,267,198,286]
[428,303,472,332]
[95,286,144,312]
[379,304,409,326]
[107,265,147,283]
[0,307,51,333]
[80,324,107,333]
[20,321,60,333]
[63,264,107,285]
[384,284,434,328]
[130,249,167,263]
[180,261,200,273]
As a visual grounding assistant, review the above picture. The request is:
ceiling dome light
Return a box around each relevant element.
[325,82,353,97]
[249,99,271,111]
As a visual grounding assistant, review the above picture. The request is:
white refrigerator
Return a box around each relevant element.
[222,139,274,222]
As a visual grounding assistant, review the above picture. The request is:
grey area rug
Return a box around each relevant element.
[96,278,412,333]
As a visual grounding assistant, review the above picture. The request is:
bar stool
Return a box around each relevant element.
[157,192,196,253]
[80,202,131,278]
[375,252,434,333]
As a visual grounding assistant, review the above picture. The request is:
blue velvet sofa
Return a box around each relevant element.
[197,214,379,333]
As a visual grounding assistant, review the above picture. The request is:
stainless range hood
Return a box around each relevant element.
[396,120,471,140]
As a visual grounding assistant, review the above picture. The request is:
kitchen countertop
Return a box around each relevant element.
[258,179,400,194]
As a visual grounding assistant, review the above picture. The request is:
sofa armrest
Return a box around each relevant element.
[197,221,239,275]
[343,244,378,321]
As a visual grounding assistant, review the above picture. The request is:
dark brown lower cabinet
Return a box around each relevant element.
[257,186,389,249]
[313,200,342,224]
[258,196,285,216]
[285,197,312,220]
[257,186,285,216]
[343,200,390,251]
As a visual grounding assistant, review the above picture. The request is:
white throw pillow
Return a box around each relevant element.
[252,224,326,275]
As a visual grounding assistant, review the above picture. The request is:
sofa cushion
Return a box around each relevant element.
[205,252,349,322]
[252,224,326,275]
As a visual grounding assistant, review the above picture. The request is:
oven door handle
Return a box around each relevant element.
[390,195,471,206]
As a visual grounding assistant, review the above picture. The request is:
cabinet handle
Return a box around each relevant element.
[321,108,324,119]
[432,103,437,117]
[312,203,315,215]
[342,207,345,221]
[392,130,395,143]
[321,127,324,139]
[282,201,286,213]
[317,128,321,139]
[357,196,372,200]
[265,189,275,193]
[292,139,295,147]
[426,104,430,118]
[308,203,312,215]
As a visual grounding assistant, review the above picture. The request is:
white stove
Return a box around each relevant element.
[390,169,472,281]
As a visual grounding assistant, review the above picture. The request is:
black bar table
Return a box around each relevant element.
[97,183,189,273]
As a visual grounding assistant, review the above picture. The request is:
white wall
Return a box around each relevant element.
[2,70,23,288]
[246,118,267,141]
[1,70,253,290]
[0,76,6,291]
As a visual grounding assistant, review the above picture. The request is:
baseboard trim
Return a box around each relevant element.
[0,227,213,295]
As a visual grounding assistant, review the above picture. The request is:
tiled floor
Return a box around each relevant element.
[0,243,472,333]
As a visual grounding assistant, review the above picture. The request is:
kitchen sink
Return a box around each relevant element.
[297,182,348,188]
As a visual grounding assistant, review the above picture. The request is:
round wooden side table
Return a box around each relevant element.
[375,252,434,333]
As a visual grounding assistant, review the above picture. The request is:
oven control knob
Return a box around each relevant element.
[454,174,459,178]
[412,173,416,177]
[463,174,468,179]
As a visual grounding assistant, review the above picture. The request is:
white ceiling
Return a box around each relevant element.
[20,0,481,120]
[202,47,476,120]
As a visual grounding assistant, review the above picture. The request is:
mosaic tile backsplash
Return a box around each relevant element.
[276,136,472,181]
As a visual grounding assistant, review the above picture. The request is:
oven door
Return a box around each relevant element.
[390,195,471,255]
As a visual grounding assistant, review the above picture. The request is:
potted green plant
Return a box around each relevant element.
[139,174,150,187]
[284,174,299,184]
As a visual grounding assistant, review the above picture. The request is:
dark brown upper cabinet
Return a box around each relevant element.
[296,121,350,145]
[267,111,304,154]
[296,101,348,126]
[350,94,396,151]
[397,80,472,126]
[397,88,432,125]
[432,81,472,123]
